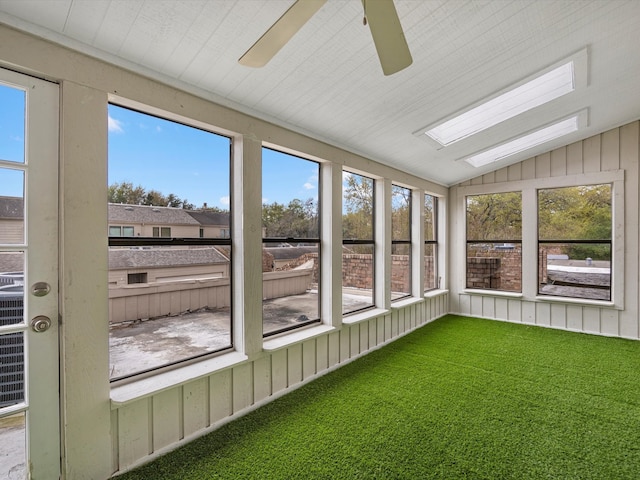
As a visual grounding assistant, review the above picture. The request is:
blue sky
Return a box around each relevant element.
[1,83,328,208]
[109,104,319,209]
[0,84,26,199]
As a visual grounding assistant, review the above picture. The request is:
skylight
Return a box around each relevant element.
[463,114,582,168]
[424,62,576,146]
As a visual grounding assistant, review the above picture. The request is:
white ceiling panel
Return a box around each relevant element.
[0,0,638,186]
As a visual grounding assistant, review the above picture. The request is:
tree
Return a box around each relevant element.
[466,192,522,241]
[539,184,611,259]
[343,174,373,217]
[262,198,318,238]
[108,181,146,205]
[108,182,194,209]
[391,185,410,241]
[342,174,374,242]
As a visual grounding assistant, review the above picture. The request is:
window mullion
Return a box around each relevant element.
[521,187,537,298]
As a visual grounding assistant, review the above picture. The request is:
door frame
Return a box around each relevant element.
[0,67,60,479]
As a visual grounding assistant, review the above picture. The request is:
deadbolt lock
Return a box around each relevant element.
[31,316,52,333]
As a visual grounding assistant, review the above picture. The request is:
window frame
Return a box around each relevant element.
[152,226,171,238]
[127,272,147,284]
[261,147,321,338]
[537,183,613,302]
[465,191,523,293]
[109,225,134,237]
[424,194,439,292]
[107,102,234,383]
[342,170,376,316]
[456,170,624,308]
[391,184,412,302]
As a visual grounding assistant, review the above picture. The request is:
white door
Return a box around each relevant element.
[0,69,60,479]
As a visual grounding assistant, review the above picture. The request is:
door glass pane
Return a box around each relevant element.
[0,169,25,245]
[0,84,26,163]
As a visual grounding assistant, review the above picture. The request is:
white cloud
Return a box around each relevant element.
[303,182,315,190]
[108,115,124,133]
[219,195,230,206]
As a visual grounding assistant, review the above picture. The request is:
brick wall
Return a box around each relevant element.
[466,245,522,292]
[342,254,373,290]
[466,257,501,289]
[274,252,438,293]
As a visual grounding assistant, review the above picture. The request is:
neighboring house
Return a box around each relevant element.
[108,247,229,286]
[108,203,201,238]
[186,210,230,238]
[0,196,23,244]
[108,204,231,285]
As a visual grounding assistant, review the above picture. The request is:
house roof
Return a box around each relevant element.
[109,247,229,270]
[266,246,318,261]
[186,210,230,227]
[0,196,23,219]
[108,203,200,225]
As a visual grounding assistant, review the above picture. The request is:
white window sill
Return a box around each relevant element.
[391,296,424,309]
[424,288,449,298]
[110,351,248,408]
[342,307,390,325]
[463,289,524,298]
[535,295,619,309]
[263,324,335,351]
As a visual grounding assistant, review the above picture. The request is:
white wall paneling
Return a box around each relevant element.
[451,122,639,341]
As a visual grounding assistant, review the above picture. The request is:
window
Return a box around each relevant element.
[342,171,375,314]
[424,194,438,291]
[262,147,320,336]
[109,225,134,237]
[466,192,522,292]
[391,185,411,300]
[107,103,232,381]
[538,184,612,301]
[127,273,147,284]
[152,226,171,237]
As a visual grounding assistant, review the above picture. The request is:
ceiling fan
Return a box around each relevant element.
[238,0,413,76]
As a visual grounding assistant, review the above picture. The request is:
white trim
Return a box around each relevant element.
[534,295,617,309]
[462,289,523,299]
[424,288,449,299]
[262,324,336,351]
[342,307,390,325]
[456,170,624,309]
[391,296,424,309]
[415,48,589,149]
[110,351,248,407]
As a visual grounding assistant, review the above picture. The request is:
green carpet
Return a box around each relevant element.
[118,315,640,479]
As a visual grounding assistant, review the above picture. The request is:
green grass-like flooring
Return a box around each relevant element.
[118,315,640,479]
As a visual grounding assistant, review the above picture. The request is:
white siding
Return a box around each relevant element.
[450,122,640,340]
[112,297,448,472]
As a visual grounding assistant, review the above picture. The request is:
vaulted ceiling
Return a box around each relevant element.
[1,0,638,186]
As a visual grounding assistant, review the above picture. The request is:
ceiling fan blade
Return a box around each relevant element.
[363,0,413,76]
[239,0,328,67]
